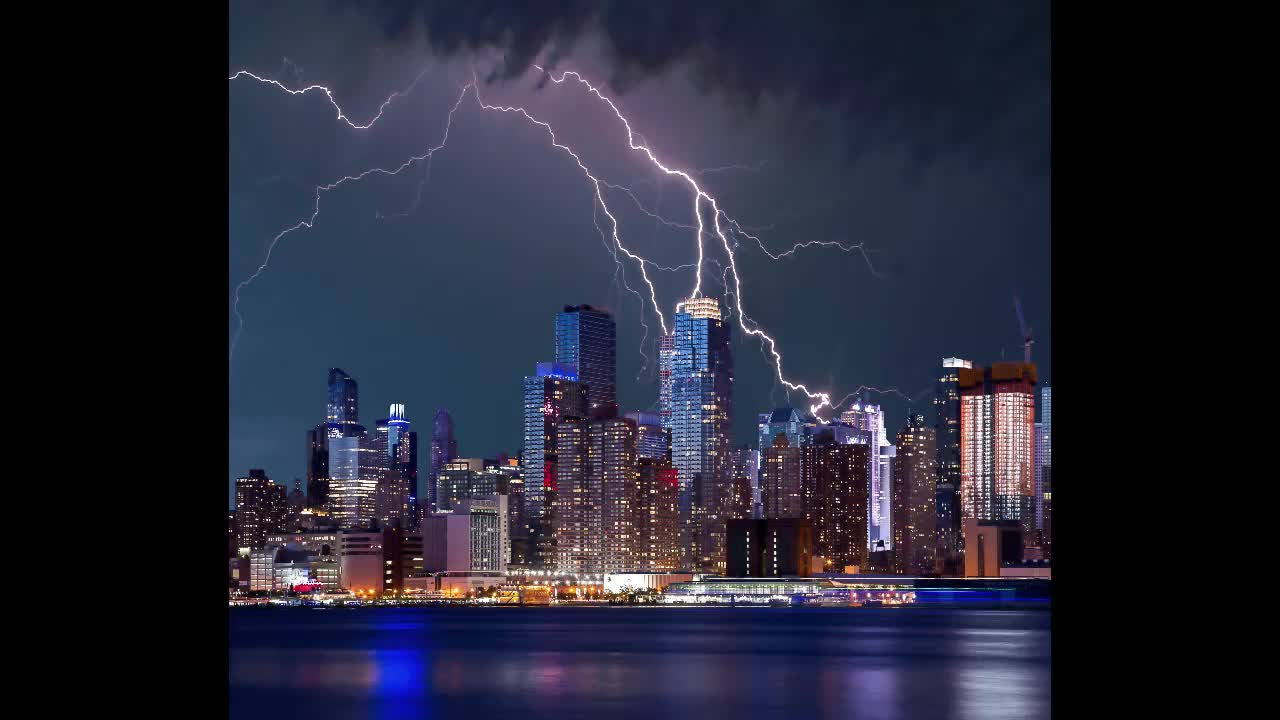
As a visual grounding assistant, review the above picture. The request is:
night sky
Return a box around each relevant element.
[229,1,1051,502]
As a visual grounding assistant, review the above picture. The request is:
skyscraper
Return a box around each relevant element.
[326,368,360,436]
[235,469,286,550]
[625,411,670,461]
[959,362,1037,542]
[555,304,617,415]
[800,435,870,572]
[375,468,413,529]
[761,433,803,519]
[596,417,638,575]
[1035,385,1051,530]
[386,405,418,527]
[934,357,971,564]
[521,362,588,569]
[305,424,329,509]
[634,457,679,572]
[839,400,890,548]
[328,434,376,528]
[892,414,938,575]
[437,458,486,512]
[667,297,733,571]
[727,445,759,520]
[553,415,596,575]
[428,409,458,515]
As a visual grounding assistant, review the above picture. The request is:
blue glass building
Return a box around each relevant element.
[521,362,587,568]
[666,297,733,571]
[326,368,360,436]
[555,304,616,416]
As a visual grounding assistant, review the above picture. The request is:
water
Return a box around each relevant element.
[230,607,1050,719]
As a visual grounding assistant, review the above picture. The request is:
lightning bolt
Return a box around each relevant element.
[229,81,470,361]
[228,66,431,130]
[231,63,886,418]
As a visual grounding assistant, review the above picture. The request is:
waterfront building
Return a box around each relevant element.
[959,363,1037,541]
[555,304,617,415]
[892,414,938,575]
[726,518,813,577]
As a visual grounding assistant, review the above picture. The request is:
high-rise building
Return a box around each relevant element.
[234,469,287,551]
[375,468,414,529]
[959,363,1037,542]
[634,457,679,572]
[726,518,813,577]
[761,433,803,519]
[286,479,306,532]
[800,435,870,572]
[667,297,733,571]
[422,497,509,574]
[326,368,360,435]
[437,458,486,512]
[625,411,670,460]
[305,424,329,509]
[757,408,819,454]
[328,432,377,529]
[934,358,971,563]
[521,362,588,569]
[1035,385,1051,529]
[840,399,891,548]
[553,416,596,576]
[658,333,676,429]
[556,304,617,415]
[892,414,937,575]
[727,444,759,519]
[376,404,418,525]
[428,409,458,515]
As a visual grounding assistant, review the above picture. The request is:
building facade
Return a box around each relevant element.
[959,363,1037,542]
[520,363,587,568]
[892,414,938,575]
[428,409,458,515]
[634,458,679,572]
[235,469,287,551]
[666,297,733,571]
[326,368,360,435]
[625,411,670,461]
[800,436,870,572]
[934,358,972,563]
[761,433,803,520]
[555,304,617,416]
[726,518,813,577]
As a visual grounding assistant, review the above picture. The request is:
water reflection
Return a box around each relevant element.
[230,608,1049,720]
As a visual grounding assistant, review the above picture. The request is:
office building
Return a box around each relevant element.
[625,411,670,460]
[757,407,819,455]
[666,297,733,571]
[375,468,414,529]
[328,434,376,528]
[963,519,1024,578]
[892,414,937,575]
[436,458,485,513]
[555,304,617,415]
[234,469,287,551]
[728,444,759,519]
[959,362,1037,541]
[800,435,870,572]
[337,527,424,596]
[326,368,360,435]
[428,409,458,515]
[521,362,587,568]
[1036,385,1051,543]
[761,433,803,520]
[634,457,679,572]
[934,358,971,562]
[726,518,813,577]
[553,416,598,575]
[422,497,509,574]
[305,424,329,509]
[840,399,891,547]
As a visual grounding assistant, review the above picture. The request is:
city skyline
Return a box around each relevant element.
[229,2,1050,497]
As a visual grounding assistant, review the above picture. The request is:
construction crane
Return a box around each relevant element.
[1013,291,1034,364]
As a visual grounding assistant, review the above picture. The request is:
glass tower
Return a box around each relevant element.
[428,409,458,515]
[521,362,588,568]
[667,297,733,571]
[555,304,617,416]
[326,368,360,435]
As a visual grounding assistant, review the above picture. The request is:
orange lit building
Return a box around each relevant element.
[959,363,1036,543]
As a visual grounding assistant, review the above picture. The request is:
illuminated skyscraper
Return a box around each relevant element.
[840,399,891,547]
[375,468,413,529]
[800,435,870,572]
[668,297,733,571]
[235,469,286,550]
[658,333,676,429]
[326,368,360,435]
[634,458,679,571]
[328,433,376,528]
[761,433,803,519]
[959,363,1037,542]
[437,458,485,512]
[892,414,937,575]
[521,362,588,569]
[934,358,971,563]
[305,424,329,510]
[555,304,617,415]
[625,411,669,461]
[428,409,457,515]
[554,415,638,576]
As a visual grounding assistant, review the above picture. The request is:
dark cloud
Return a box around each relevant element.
[360,0,1049,173]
